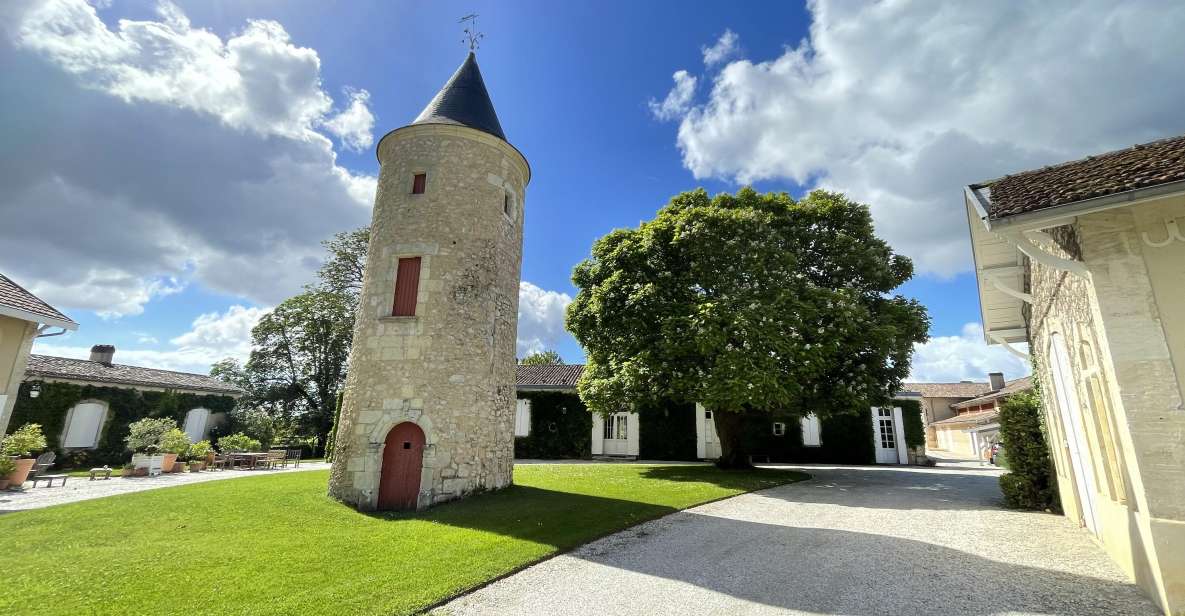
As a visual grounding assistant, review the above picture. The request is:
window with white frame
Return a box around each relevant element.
[62,401,107,448]
[772,422,786,436]
[604,413,629,440]
[800,413,822,447]
[183,408,211,442]
[514,399,532,437]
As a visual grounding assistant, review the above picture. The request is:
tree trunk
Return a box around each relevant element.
[712,409,753,469]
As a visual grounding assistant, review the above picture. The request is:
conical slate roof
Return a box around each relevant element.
[412,52,506,141]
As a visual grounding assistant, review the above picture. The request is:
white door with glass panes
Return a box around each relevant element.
[872,407,904,464]
[603,412,631,455]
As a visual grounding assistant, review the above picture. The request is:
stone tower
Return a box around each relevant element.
[328,52,529,510]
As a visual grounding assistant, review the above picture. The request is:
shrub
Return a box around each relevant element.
[125,418,176,453]
[998,391,1060,512]
[3,423,48,457]
[0,456,16,476]
[187,440,212,462]
[158,428,191,455]
[218,433,261,453]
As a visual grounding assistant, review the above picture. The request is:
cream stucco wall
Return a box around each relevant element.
[921,396,963,448]
[328,123,529,510]
[1027,194,1185,615]
[0,314,38,435]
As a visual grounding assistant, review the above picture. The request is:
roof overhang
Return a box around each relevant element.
[0,305,77,331]
[516,385,578,393]
[965,190,1029,347]
[966,179,1185,350]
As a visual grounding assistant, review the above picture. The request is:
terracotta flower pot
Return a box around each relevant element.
[134,467,148,477]
[121,468,134,477]
[161,453,178,473]
[0,478,10,490]
[7,457,36,487]
[188,463,201,473]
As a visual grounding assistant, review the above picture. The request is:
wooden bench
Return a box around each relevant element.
[31,474,68,488]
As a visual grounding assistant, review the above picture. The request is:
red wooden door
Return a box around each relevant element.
[377,422,425,510]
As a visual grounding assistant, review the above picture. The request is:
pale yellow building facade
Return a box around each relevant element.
[967,136,1185,615]
[0,274,76,435]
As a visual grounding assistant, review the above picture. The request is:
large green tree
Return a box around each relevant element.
[246,291,354,454]
[566,188,929,468]
[520,350,564,365]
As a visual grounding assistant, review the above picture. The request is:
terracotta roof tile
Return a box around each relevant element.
[900,381,993,399]
[951,377,1034,409]
[0,274,75,327]
[25,354,242,396]
[978,133,1185,220]
[932,409,1000,427]
[516,364,584,389]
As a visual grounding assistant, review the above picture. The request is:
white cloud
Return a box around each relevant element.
[33,303,268,374]
[909,323,1030,383]
[657,1,1185,275]
[323,87,375,152]
[648,70,697,121]
[701,29,738,67]
[517,281,572,357]
[0,0,375,316]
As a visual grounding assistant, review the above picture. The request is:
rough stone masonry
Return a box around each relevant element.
[328,53,530,510]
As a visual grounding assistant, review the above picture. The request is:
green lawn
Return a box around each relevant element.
[0,463,805,616]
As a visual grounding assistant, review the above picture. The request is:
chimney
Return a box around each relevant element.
[989,372,1005,391]
[89,344,115,366]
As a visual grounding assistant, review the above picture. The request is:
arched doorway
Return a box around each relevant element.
[377,422,425,511]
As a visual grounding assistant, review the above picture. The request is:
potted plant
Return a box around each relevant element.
[126,417,174,473]
[187,440,212,472]
[217,433,261,453]
[0,457,16,490]
[2,423,48,487]
[120,463,135,478]
[159,428,190,473]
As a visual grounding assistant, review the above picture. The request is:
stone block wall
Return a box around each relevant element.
[1028,197,1185,614]
[329,123,529,510]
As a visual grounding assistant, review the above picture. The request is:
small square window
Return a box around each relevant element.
[772,422,786,436]
[411,173,427,194]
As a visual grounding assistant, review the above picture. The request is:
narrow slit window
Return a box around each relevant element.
[411,173,427,194]
[504,193,511,217]
[392,257,422,316]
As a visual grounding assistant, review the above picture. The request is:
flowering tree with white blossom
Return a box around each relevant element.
[566,188,929,468]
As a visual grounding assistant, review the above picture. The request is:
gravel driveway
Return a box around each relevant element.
[436,464,1159,616]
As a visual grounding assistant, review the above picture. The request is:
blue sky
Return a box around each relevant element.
[5,0,1183,381]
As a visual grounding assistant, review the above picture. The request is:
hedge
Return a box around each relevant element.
[898,398,925,450]
[513,391,592,459]
[637,399,698,461]
[998,390,1061,511]
[7,380,236,468]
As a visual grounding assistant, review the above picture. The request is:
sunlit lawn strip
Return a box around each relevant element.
[0,463,806,616]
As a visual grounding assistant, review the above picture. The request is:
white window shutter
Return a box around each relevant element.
[801,414,822,447]
[63,402,106,448]
[514,399,532,437]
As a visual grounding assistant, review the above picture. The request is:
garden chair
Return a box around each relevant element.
[209,453,228,471]
[27,451,56,480]
[285,448,302,468]
[266,450,287,469]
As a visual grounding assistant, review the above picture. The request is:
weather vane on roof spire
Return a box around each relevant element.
[460,14,483,52]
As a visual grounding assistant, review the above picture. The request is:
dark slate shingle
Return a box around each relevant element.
[412,52,507,142]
